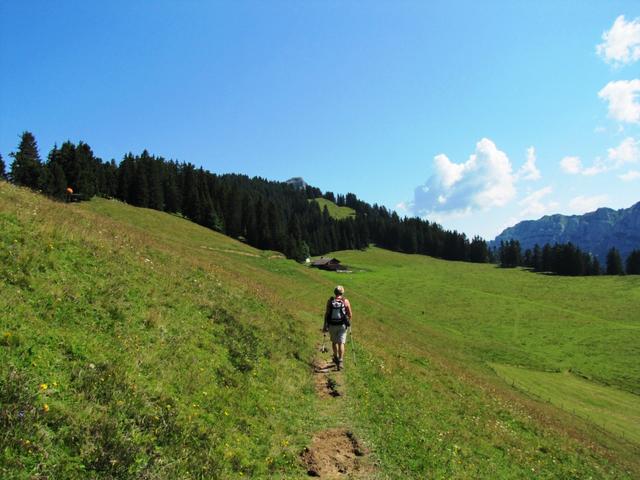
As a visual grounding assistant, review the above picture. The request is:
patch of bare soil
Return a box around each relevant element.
[312,360,341,398]
[301,429,369,478]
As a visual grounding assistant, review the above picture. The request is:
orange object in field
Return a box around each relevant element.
[66,187,73,194]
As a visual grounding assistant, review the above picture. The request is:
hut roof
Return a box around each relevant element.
[311,257,341,266]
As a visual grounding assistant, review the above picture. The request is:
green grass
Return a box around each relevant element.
[2,182,639,479]
[310,198,356,219]
[490,363,640,444]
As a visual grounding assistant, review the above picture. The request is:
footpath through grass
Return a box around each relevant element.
[2,183,639,479]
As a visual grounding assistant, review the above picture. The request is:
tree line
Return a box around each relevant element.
[4,131,491,263]
[498,240,640,275]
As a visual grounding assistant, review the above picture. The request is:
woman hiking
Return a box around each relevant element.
[323,285,353,371]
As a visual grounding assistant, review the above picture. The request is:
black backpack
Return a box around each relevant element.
[328,297,348,325]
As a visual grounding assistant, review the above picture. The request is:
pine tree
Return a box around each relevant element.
[101,159,118,197]
[58,141,79,190]
[75,142,98,198]
[606,247,624,275]
[626,250,640,275]
[532,244,542,271]
[499,240,521,267]
[590,257,601,276]
[132,153,150,207]
[146,154,164,210]
[117,153,136,203]
[0,154,6,179]
[46,162,68,199]
[10,131,44,189]
[541,244,554,272]
[163,161,180,213]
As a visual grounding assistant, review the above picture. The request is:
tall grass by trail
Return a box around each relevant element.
[1,181,639,479]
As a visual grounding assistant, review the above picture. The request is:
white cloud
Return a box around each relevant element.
[560,138,639,177]
[598,79,640,123]
[411,138,516,215]
[518,186,558,218]
[596,15,640,66]
[568,195,609,214]
[516,146,541,181]
[560,156,583,174]
[619,170,640,181]
[582,157,609,176]
[607,136,640,167]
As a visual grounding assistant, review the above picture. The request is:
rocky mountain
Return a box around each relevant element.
[492,202,640,261]
[285,177,308,190]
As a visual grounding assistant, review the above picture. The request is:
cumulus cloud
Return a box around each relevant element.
[516,146,541,181]
[607,136,640,167]
[519,186,558,217]
[596,15,640,66]
[560,138,639,176]
[569,195,609,214]
[560,156,583,174]
[619,170,640,181]
[598,79,640,123]
[411,138,516,215]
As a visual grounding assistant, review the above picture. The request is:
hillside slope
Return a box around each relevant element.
[310,198,356,220]
[1,181,639,479]
[493,201,640,261]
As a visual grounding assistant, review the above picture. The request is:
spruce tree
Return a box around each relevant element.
[75,142,98,198]
[117,154,136,203]
[532,244,542,271]
[626,250,640,275]
[10,131,44,189]
[606,247,624,275]
[0,154,6,179]
[541,244,554,272]
[162,161,180,213]
[46,162,68,199]
[132,154,150,207]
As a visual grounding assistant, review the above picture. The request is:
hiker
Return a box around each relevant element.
[323,285,352,371]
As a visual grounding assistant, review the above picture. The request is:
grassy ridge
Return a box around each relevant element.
[310,198,356,220]
[1,184,319,478]
[2,182,639,478]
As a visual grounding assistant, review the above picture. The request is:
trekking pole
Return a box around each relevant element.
[349,327,356,366]
[321,332,327,353]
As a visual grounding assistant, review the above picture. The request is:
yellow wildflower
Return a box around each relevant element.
[43,404,49,412]
[39,383,48,391]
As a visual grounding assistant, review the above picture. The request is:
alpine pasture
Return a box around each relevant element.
[1,182,639,479]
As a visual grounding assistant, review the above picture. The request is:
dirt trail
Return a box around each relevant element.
[303,349,375,478]
[312,360,342,398]
[301,428,369,478]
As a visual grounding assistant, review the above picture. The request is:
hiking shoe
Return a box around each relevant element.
[338,359,344,371]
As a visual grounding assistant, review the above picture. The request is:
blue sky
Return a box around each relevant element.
[1,1,639,238]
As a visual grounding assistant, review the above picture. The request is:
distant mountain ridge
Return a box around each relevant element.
[492,202,640,261]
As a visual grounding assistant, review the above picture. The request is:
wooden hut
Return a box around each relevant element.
[311,257,345,271]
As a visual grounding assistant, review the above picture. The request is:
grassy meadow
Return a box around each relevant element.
[490,364,640,444]
[1,181,639,479]
[310,198,356,220]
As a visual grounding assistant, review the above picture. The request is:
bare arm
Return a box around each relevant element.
[344,298,353,321]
